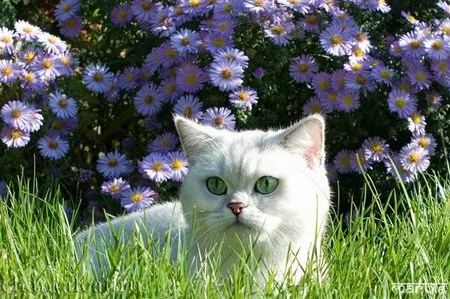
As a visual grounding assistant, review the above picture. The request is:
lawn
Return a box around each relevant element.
[1,174,449,298]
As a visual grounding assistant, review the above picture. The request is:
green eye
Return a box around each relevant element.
[255,176,279,194]
[206,177,227,195]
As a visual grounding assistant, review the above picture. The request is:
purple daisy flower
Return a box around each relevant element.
[83,64,114,93]
[431,58,450,81]
[38,32,67,54]
[131,0,158,22]
[411,133,437,155]
[101,177,131,199]
[278,0,310,14]
[167,151,189,182]
[371,65,395,87]
[0,60,19,84]
[159,77,182,102]
[311,72,332,96]
[399,31,425,59]
[384,154,417,183]
[320,24,352,56]
[1,126,31,148]
[331,69,347,91]
[209,60,243,91]
[58,15,82,38]
[37,135,70,159]
[244,0,270,15]
[352,30,372,53]
[158,42,179,68]
[97,151,133,178]
[19,46,43,65]
[20,70,45,92]
[407,64,431,90]
[120,186,156,212]
[303,96,325,116]
[170,29,200,54]
[319,91,339,112]
[139,153,171,183]
[148,133,178,154]
[14,20,41,41]
[213,47,249,69]
[176,64,207,93]
[333,150,353,174]
[0,27,15,55]
[48,90,78,119]
[362,137,390,162]
[229,86,258,110]
[424,35,450,60]
[387,89,417,119]
[426,92,443,109]
[399,144,430,174]
[179,0,208,16]
[202,107,236,130]
[111,4,133,27]
[336,91,360,112]
[289,55,318,83]
[33,54,64,80]
[1,100,32,131]
[149,5,176,37]
[213,16,235,36]
[58,51,77,76]
[134,84,164,116]
[344,71,376,94]
[47,117,77,137]
[173,94,203,121]
[350,149,373,172]
[253,67,265,79]
[204,32,234,54]
[264,17,294,46]
[118,66,140,91]
[407,112,426,135]
[54,0,80,22]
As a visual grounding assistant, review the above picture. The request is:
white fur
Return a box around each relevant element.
[75,115,331,283]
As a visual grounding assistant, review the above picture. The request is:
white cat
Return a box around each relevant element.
[75,114,331,283]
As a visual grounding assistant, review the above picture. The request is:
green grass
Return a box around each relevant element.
[1,174,450,298]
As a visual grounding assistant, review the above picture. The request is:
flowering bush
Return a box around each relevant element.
[1,0,449,217]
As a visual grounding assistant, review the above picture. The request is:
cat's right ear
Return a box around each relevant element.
[173,115,218,164]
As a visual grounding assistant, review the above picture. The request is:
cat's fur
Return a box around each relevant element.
[75,114,331,283]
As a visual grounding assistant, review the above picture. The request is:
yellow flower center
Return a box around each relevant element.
[306,15,318,25]
[297,63,309,73]
[43,59,53,69]
[342,157,350,167]
[108,158,118,167]
[418,138,429,148]
[63,3,71,12]
[221,69,232,79]
[24,52,36,62]
[52,121,62,130]
[395,97,406,108]
[58,99,68,108]
[126,73,135,82]
[432,40,443,50]
[11,110,21,119]
[10,130,22,140]
[93,73,103,82]
[160,140,169,148]
[165,83,176,94]
[1,66,13,76]
[152,162,163,172]
[443,25,450,36]
[24,73,34,82]
[380,70,391,79]
[415,71,425,82]
[213,37,225,48]
[356,74,366,85]
[410,40,420,49]
[352,63,363,71]
[224,4,233,12]
[181,37,190,46]
[254,0,265,7]
[328,93,337,102]
[189,0,200,7]
[166,48,177,58]
[111,184,121,192]
[238,92,249,101]
[48,139,59,149]
[172,159,184,170]
[408,152,420,163]
[214,117,225,126]
[47,35,57,45]
[183,106,193,118]
[61,56,70,66]
[23,26,33,34]
[355,33,366,42]
[131,192,143,202]
[118,10,127,20]
[176,6,184,15]
[219,22,228,32]
[309,103,322,114]
[343,95,353,105]
[438,62,448,72]
[319,80,329,91]
[65,19,76,29]
[330,34,343,45]
[141,2,153,11]
[271,25,285,36]
[144,95,153,104]
[185,73,198,85]
[1,35,12,44]
[372,143,382,153]
[411,113,422,124]
[354,48,364,57]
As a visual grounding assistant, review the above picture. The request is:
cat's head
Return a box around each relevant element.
[174,115,330,248]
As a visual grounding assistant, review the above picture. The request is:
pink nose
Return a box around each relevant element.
[227,202,245,216]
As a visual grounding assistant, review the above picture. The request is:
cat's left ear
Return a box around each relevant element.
[280,114,325,169]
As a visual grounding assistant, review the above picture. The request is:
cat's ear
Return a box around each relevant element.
[173,115,218,164]
[280,114,325,169]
